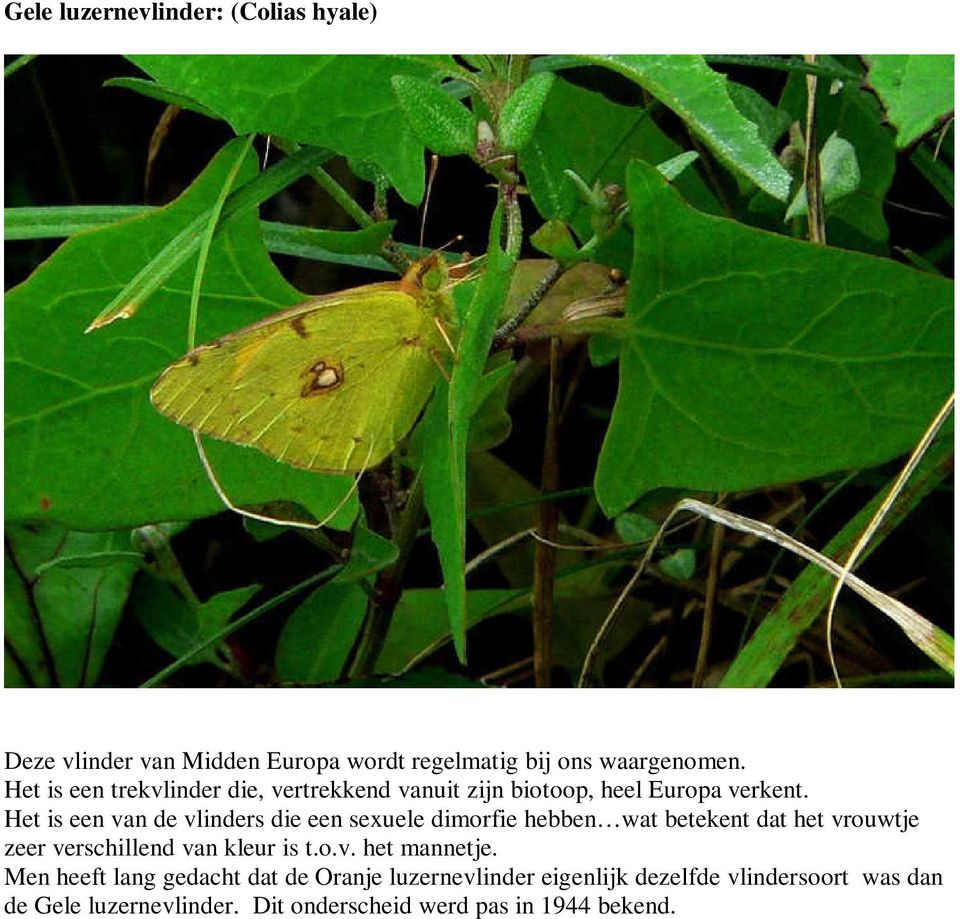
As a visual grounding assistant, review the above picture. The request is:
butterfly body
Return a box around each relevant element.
[151,256,454,473]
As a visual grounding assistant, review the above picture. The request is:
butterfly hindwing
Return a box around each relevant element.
[151,288,445,473]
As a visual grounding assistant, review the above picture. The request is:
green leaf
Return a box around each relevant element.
[910,143,953,207]
[530,219,580,260]
[595,161,953,516]
[523,77,720,270]
[468,361,514,453]
[726,81,791,150]
[130,55,455,204]
[5,524,139,687]
[466,452,540,588]
[273,522,397,684]
[422,214,516,662]
[134,579,260,668]
[583,55,792,201]
[4,140,357,530]
[391,75,477,156]
[656,151,700,182]
[5,204,398,271]
[774,68,895,253]
[376,588,519,674]
[659,547,696,580]
[499,72,555,152]
[866,55,954,148]
[614,512,659,544]
[275,582,368,684]
[104,76,218,119]
[785,132,861,220]
[338,524,400,583]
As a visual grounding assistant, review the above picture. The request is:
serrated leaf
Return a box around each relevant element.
[129,55,457,204]
[595,161,953,516]
[392,75,477,156]
[583,55,792,201]
[499,72,555,152]
[867,55,954,148]
[4,140,357,530]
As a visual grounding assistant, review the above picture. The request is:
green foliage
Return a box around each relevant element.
[6,524,139,687]
[391,75,477,156]
[595,160,952,516]
[128,56,458,203]
[499,72,555,152]
[866,55,954,148]
[5,140,357,530]
[583,55,793,200]
[4,54,953,688]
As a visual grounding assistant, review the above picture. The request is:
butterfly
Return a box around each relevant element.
[150,255,455,476]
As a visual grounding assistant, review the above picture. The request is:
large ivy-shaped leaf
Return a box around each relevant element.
[5,140,356,530]
[595,161,953,516]
[129,56,455,204]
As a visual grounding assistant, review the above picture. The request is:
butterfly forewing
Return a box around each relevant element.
[151,287,446,473]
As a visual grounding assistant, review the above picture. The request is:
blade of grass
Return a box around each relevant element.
[85,143,330,330]
[721,430,954,687]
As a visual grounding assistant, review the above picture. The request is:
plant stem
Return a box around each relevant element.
[803,54,826,244]
[493,259,564,344]
[692,524,723,687]
[532,339,562,687]
[349,474,426,678]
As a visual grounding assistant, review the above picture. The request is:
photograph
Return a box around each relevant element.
[4,53,954,688]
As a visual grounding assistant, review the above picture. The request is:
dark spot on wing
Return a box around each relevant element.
[301,359,344,398]
[291,316,309,339]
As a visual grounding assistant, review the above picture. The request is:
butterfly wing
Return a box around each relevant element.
[151,288,444,473]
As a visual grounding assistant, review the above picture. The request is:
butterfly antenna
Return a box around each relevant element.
[193,432,367,531]
[420,154,440,250]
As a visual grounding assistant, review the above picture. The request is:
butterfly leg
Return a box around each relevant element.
[428,348,452,383]
[433,316,457,357]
